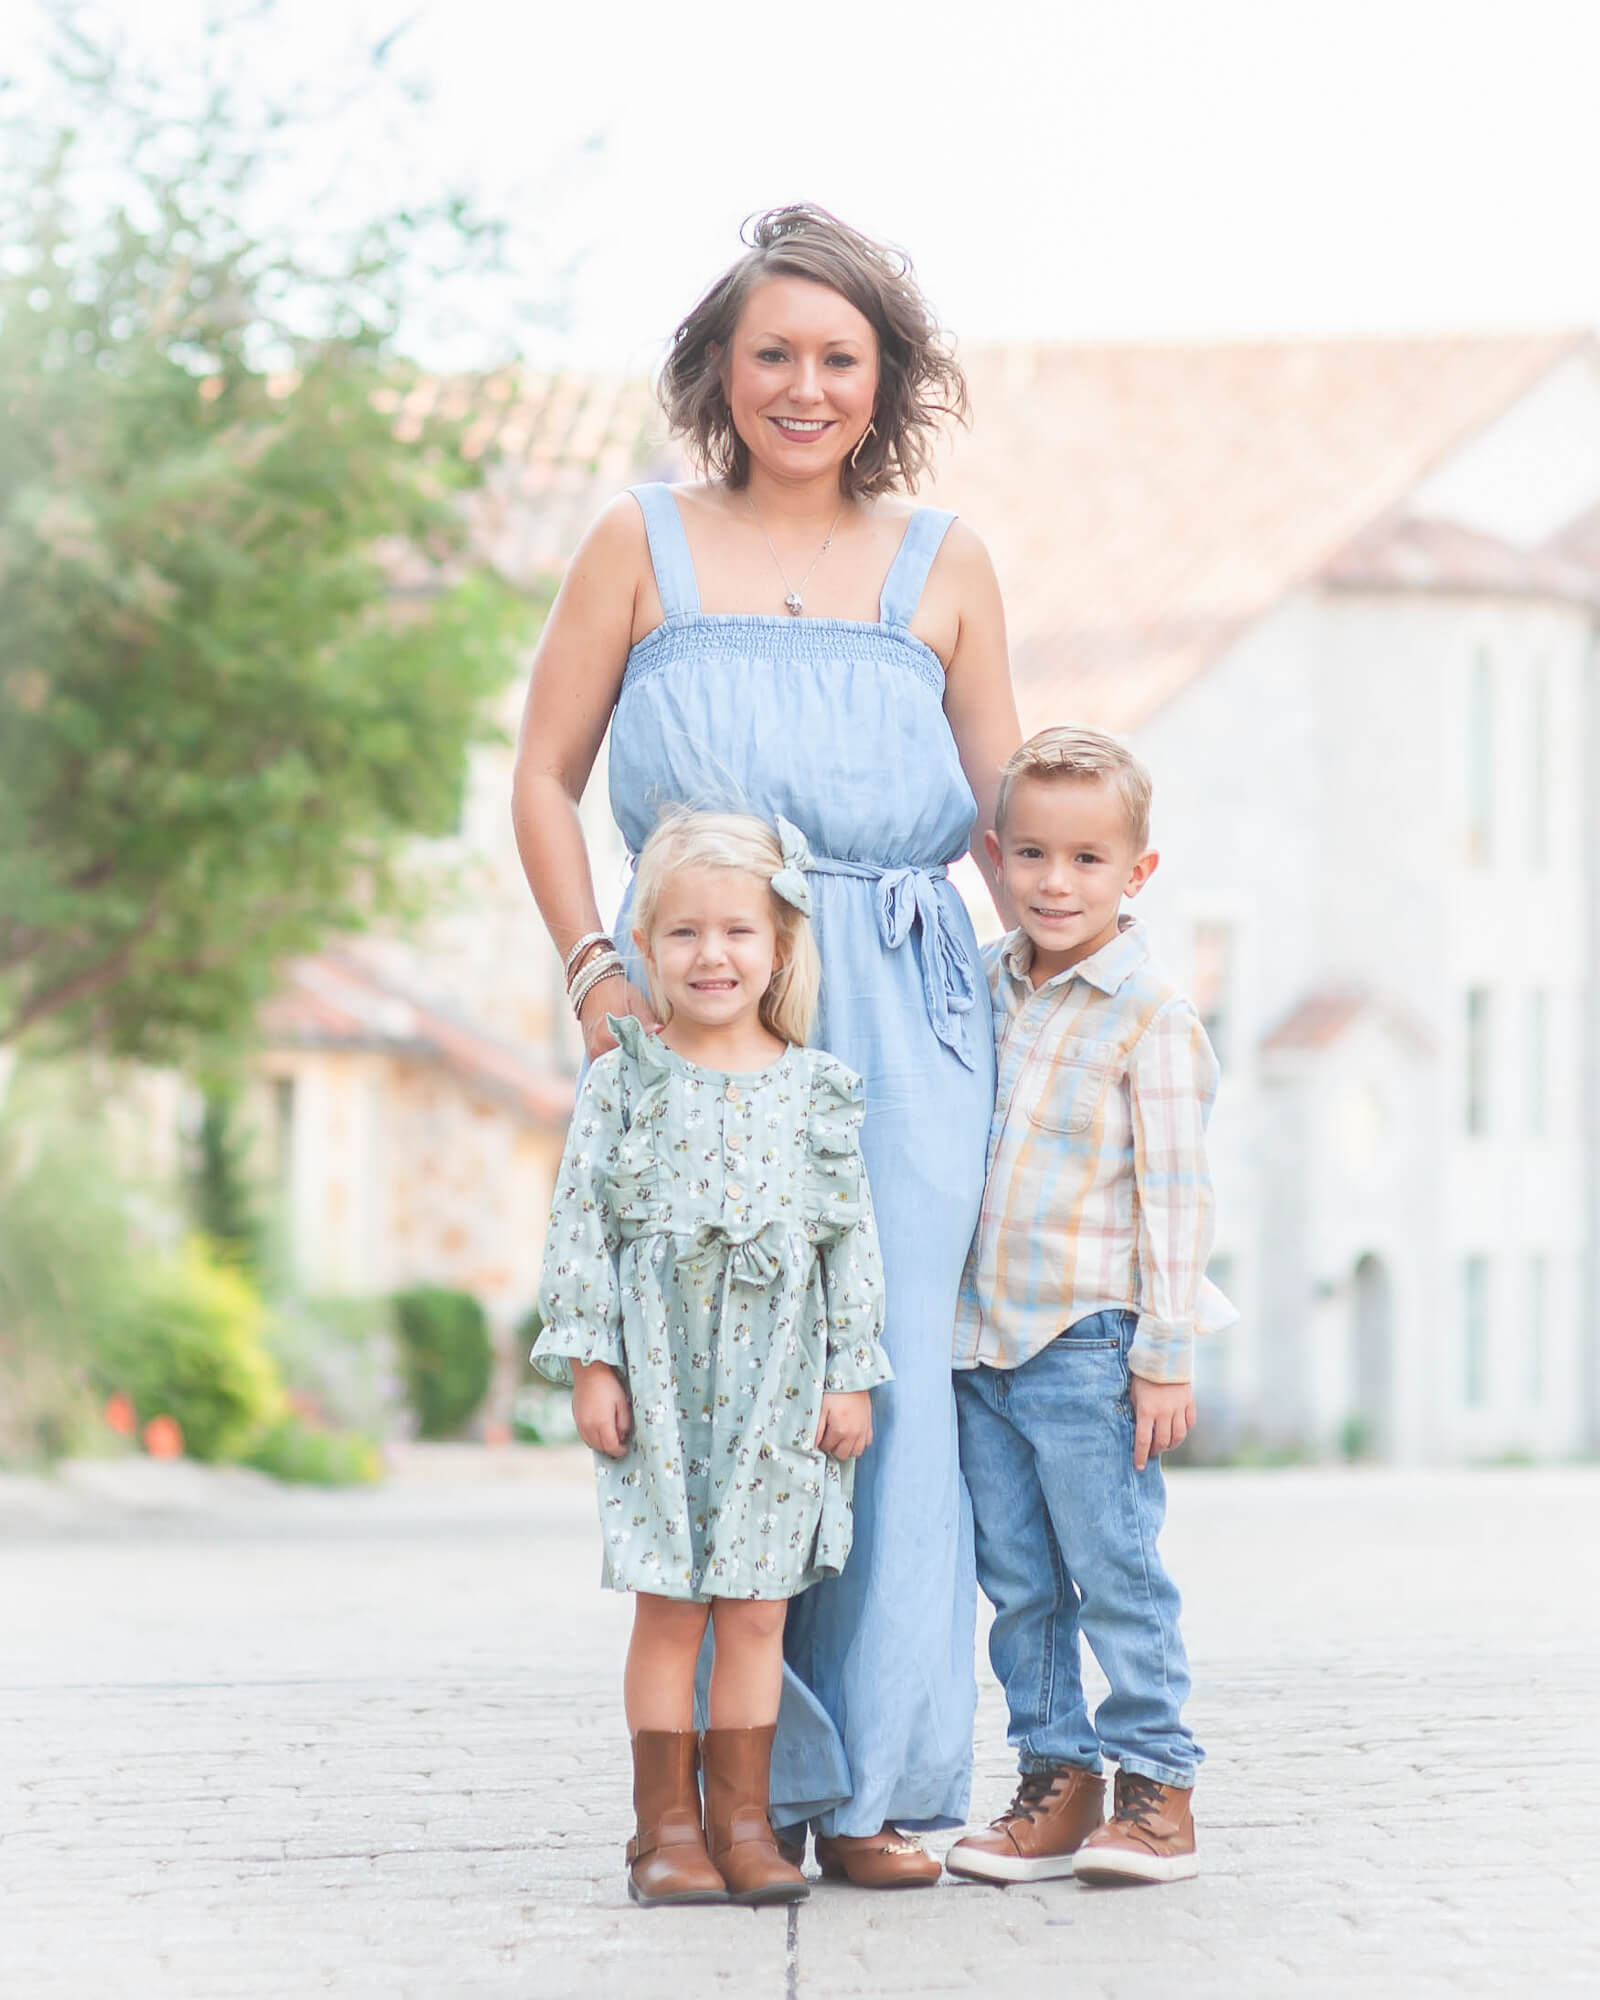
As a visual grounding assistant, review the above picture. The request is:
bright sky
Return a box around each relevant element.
[17,0,1600,373]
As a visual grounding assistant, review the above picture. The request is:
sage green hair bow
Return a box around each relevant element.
[769,816,814,917]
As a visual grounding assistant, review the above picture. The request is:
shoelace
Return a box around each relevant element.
[1114,1773,1167,1830]
[998,1769,1065,1829]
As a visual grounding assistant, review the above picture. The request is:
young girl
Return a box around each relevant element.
[533,809,890,1908]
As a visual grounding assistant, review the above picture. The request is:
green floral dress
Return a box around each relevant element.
[534,1018,891,1602]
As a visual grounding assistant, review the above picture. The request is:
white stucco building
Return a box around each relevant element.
[939,334,1600,1462]
[267,336,1600,1462]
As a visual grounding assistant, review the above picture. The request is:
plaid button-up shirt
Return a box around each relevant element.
[954,915,1235,1384]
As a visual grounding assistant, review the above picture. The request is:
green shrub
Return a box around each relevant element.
[96,1241,286,1461]
[264,1294,409,1441]
[392,1284,493,1439]
[0,1067,140,1466]
[244,1415,382,1486]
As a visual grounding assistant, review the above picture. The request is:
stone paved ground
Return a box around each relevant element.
[3,1451,1598,1999]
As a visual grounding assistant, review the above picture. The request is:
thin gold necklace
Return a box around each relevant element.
[744,492,843,616]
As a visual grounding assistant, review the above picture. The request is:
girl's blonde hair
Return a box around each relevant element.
[631,809,822,1047]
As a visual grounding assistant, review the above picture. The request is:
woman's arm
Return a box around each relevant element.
[511,494,661,1059]
[937,521,1022,912]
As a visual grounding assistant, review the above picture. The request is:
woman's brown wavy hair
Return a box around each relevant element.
[658,204,969,500]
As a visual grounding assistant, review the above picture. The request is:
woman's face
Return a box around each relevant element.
[722,276,879,486]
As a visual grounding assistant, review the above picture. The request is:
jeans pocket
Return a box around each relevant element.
[1051,1308,1130,1353]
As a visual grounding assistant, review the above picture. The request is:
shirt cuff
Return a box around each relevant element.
[530,1323,625,1389]
[823,1342,895,1394]
[1129,1315,1194,1385]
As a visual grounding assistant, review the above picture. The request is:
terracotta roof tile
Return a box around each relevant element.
[262,955,574,1128]
[1261,988,1433,1058]
[1325,511,1600,603]
[443,334,1591,724]
[926,334,1588,731]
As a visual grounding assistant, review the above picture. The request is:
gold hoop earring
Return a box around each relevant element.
[848,421,878,472]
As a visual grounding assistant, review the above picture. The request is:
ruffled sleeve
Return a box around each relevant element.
[531,1051,629,1389]
[604,1014,671,1224]
[804,1056,892,1395]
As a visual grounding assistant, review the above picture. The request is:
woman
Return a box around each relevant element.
[512,204,1020,1886]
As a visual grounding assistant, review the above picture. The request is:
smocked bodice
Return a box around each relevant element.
[608,487,977,870]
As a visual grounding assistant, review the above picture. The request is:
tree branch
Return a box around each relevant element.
[0,902,163,1045]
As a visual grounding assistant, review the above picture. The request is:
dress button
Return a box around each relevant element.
[726,1134,744,1155]
[724,1082,740,1104]
[727,1182,745,1203]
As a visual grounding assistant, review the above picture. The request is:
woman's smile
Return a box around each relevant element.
[767,415,836,441]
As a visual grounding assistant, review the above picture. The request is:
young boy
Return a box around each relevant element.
[946,725,1234,1889]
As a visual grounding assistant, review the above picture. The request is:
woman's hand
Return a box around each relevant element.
[816,1390,873,1461]
[571,1359,633,1458]
[578,976,660,1062]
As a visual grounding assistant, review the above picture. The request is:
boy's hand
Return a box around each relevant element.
[571,1359,633,1458]
[816,1390,873,1461]
[1129,1373,1196,1471]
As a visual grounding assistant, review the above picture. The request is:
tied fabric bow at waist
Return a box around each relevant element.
[774,816,978,1071]
[629,1218,787,1290]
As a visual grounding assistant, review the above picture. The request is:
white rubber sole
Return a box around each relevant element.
[1073,1846,1200,1886]
[944,1845,1081,1885]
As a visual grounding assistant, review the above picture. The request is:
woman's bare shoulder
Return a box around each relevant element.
[932,514,997,574]
[576,489,652,567]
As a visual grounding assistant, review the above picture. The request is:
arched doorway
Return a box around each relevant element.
[1350,1253,1394,1459]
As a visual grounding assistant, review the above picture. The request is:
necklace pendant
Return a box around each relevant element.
[784,592,804,616]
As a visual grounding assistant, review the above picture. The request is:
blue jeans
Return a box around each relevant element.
[954,1309,1202,1788]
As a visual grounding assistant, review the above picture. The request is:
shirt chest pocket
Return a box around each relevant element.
[1024,1034,1118,1137]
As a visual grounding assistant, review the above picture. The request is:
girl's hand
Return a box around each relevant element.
[579,976,660,1063]
[816,1390,873,1461]
[1128,1374,1196,1472]
[571,1359,633,1458]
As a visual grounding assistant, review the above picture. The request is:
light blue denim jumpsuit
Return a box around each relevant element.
[606,485,996,1836]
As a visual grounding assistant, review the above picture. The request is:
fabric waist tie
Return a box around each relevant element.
[803,850,977,1071]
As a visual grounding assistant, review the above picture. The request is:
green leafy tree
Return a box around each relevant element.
[0,15,532,1064]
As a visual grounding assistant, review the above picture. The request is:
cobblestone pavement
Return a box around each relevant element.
[4,1452,1598,1999]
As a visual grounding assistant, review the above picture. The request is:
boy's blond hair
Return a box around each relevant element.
[994,725,1153,851]
[631,808,822,1047]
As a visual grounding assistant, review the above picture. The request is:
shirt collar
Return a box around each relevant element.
[1000,912,1149,997]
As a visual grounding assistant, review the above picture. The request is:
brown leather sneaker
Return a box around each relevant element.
[945,1766,1105,1884]
[1073,1770,1198,1885]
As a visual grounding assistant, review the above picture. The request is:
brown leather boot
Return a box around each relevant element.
[1074,1770,1198,1885]
[945,1765,1105,1884]
[701,1725,810,1906]
[626,1730,727,1906]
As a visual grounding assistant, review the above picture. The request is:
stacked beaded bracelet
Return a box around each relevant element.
[563,932,613,981]
[565,932,625,1018]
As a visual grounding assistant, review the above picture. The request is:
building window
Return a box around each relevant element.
[1528,989,1549,1138]
[1191,923,1235,1067]
[1526,1254,1547,1405]
[1467,649,1493,865]
[1462,1255,1490,1407]
[1465,988,1491,1135]
[1529,660,1549,868]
